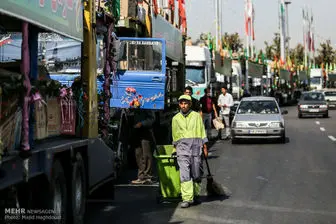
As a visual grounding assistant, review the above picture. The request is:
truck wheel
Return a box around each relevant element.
[71,153,86,224]
[50,160,67,224]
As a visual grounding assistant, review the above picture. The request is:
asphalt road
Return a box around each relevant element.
[85,106,336,224]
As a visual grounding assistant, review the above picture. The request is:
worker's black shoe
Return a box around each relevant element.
[180,201,192,208]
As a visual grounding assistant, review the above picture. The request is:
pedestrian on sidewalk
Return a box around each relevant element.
[218,86,234,140]
[200,87,218,138]
[172,95,208,208]
[184,86,201,113]
[131,109,156,184]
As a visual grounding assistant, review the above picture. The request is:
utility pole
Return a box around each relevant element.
[285,1,291,57]
[215,0,219,52]
[279,0,286,65]
[303,6,307,70]
[245,0,250,92]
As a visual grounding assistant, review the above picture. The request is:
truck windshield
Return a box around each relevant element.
[186,66,205,84]
[118,40,162,72]
[310,77,321,85]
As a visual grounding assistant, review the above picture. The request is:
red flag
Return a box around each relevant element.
[307,31,311,51]
[153,0,158,15]
[169,0,175,11]
[178,0,187,33]
[311,32,315,52]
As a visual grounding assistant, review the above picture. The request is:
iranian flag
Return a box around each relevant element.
[244,0,253,37]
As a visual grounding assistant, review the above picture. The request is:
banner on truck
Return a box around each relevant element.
[248,61,264,78]
[152,15,183,64]
[280,69,290,81]
[214,53,232,76]
[0,0,83,41]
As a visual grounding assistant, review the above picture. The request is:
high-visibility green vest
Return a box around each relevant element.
[172,111,207,145]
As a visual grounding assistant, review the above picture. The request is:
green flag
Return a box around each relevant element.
[208,33,213,50]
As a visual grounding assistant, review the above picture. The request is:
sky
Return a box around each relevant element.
[185,0,336,51]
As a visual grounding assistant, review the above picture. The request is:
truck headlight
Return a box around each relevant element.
[319,105,328,108]
[269,122,282,128]
[300,105,308,109]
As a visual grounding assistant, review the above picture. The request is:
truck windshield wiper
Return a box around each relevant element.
[186,79,198,86]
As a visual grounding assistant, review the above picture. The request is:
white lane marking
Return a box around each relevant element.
[320,127,326,132]
[316,121,320,125]
[172,209,261,224]
[200,199,336,217]
[328,135,336,142]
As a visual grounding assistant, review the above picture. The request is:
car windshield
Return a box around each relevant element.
[302,92,325,101]
[324,91,336,96]
[237,100,279,114]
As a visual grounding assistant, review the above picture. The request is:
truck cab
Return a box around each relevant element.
[108,38,166,110]
[231,61,242,99]
[310,69,323,90]
[185,45,212,100]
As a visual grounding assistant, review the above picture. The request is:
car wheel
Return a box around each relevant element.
[323,112,329,118]
[298,113,302,118]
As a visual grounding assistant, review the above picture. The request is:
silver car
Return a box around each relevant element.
[231,96,288,144]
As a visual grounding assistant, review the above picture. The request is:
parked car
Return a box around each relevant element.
[231,96,287,144]
[297,91,328,118]
[322,89,336,109]
[229,101,240,125]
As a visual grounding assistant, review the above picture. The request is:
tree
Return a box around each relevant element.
[315,40,335,66]
[264,33,280,60]
[264,41,274,59]
[221,32,243,53]
[257,49,265,62]
[289,44,304,66]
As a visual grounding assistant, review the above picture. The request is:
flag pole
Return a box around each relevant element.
[245,0,250,92]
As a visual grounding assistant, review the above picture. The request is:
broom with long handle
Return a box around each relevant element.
[204,154,232,197]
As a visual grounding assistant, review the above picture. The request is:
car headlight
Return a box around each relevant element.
[319,105,328,108]
[233,122,247,128]
[269,122,282,128]
[300,105,308,109]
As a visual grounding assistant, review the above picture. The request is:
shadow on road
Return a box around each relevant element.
[233,137,290,145]
[85,137,226,224]
[85,168,182,224]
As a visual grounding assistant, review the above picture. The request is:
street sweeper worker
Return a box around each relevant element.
[172,94,208,208]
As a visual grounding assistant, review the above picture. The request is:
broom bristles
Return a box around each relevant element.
[206,177,232,197]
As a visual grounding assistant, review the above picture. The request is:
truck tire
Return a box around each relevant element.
[70,153,86,224]
[49,160,67,224]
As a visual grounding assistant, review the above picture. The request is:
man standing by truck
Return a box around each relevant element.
[218,86,234,140]
[172,95,208,208]
[184,86,201,112]
[200,87,218,137]
[131,109,156,184]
